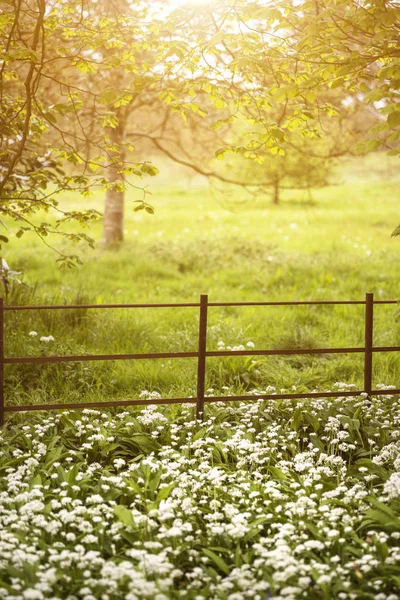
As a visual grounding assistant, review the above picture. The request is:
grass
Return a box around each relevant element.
[2,153,400,600]
[3,151,400,408]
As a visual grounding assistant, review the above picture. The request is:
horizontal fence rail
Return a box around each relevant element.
[0,293,399,425]
[3,300,399,310]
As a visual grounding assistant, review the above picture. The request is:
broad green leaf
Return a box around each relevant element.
[388,111,400,128]
[148,469,163,492]
[157,483,175,501]
[203,549,230,575]
[114,505,134,528]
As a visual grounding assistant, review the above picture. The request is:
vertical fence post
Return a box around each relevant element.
[196,294,208,421]
[364,292,374,397]
[0,298,4,427]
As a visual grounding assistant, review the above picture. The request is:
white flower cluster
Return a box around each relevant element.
[0,392,400,599]
[40,335,55,343]
[136,404,168,427]
[138,390,162,400]
[217,340,255,351]
[28,331,55,342]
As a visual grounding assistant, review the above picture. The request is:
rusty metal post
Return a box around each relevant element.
[196,294,208,421]
[364,292,374,397]
[0,298,4,427]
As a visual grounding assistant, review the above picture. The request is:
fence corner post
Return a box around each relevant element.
[196,294,208,421]
[0,298,4,427]
[364,292,374,397]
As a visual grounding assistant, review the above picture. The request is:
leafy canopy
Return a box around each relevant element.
[0,0,398,259]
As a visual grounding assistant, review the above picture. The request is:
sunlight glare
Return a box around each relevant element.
[167,0,210,9]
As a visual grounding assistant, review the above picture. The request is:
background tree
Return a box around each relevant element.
[0,0,103,266]
[213,90,377,205]
[0,0,164,252]
[1,0,398,258]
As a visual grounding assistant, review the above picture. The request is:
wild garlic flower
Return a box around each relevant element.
[39,335,54,342]
[1,391,400,598]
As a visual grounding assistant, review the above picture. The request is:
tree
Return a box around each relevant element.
[157,0,394,207]
[214,89,377,205]
[1,0,398,257]
[0,0,102,266]
[0,0,163,253]
[215,0,400,155]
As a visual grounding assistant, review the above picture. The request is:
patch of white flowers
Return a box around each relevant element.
[39,335,55,343]
[27,332,54,342]
[0,392,400,599]
[216,340,255,352]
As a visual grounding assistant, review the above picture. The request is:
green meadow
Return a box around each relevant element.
[4,153,400,410]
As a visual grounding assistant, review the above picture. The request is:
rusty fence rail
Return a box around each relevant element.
[1,292,400,426]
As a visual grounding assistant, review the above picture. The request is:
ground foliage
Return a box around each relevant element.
[1,388,400,599]
[4,157,400,406]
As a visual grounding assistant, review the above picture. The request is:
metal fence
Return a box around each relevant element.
[1,292,399,426]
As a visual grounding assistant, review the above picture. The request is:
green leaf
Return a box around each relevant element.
[286,84,299,99]
[391,224,400,238]
[391,576,400,588]
[127,479,143,495]
[114,505,134,528]
[0,579,17,593]
[362,139,382,153]
[388,111,400,128]
[75,60,97,74]
[306,91,316,103]
[100,89,118,105]
[130,433,160,453]
[208,546,232,555]
[115,93,133,108]
[292,408,303,431]
[244,527,262,541]
[235,544,242,567]
[367,497,397,519]
[273,88,286,103]
[120,530,137,544]
[214,98,226,109]
[354,458,388,479]
[31,473,42,486]
[148,469,163,492]
[215,148,227,160]
[304,521,320,537]
[266,466,286,479]
[330,77,345,89]
[157,483,175,502]
[203,549,230,574]
[387,130,400,143]
[192,427,208,441]
[101,114,119,129]
[362,509,397,529]
[361,497,400,531]
[44,446,63,468]
[269,145,285,156]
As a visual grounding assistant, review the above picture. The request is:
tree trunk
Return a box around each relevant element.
[103,123,125,247]
[272,176,280,205]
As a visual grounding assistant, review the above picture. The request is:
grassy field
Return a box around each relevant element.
[3,152,400,409]
[2,154,400,600]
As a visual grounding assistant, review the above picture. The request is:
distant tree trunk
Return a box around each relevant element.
[273,176,280,205]
[103,123,126,247]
